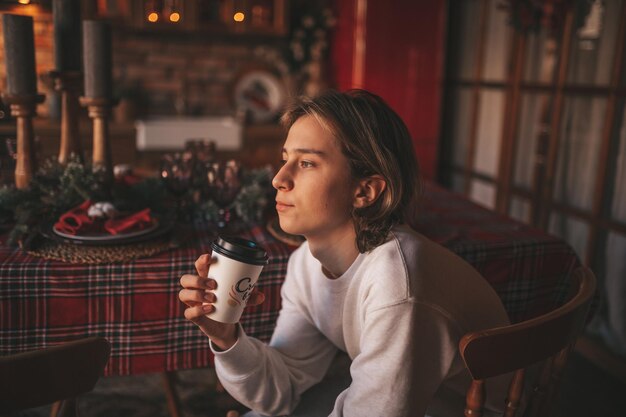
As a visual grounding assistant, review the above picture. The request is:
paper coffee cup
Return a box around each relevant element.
[205,236,268,323]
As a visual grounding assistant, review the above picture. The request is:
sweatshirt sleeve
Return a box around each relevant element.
[330,302,460,417]
[212,262,339,416]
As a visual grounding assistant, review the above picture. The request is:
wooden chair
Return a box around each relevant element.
[0,336,111,416]
[459,266,596,417]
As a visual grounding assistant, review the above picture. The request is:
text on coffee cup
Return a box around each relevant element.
[227,277,255,307]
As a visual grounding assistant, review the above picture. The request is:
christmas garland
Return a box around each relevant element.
[0,156,274,248]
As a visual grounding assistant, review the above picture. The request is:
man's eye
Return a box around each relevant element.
[300,160,314,168]
[279,159,287,166]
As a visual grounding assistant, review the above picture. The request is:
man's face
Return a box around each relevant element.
[272,116,357,239]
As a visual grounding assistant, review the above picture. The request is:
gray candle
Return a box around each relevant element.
[54,0,82,71]
[82,20,112,99]
[2,14,37,96]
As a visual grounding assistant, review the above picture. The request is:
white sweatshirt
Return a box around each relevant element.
[212,225,510,417]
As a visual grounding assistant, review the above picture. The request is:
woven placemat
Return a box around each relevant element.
[28,238,173,264]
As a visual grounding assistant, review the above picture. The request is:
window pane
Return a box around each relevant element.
[449,0,482,80]
[524,27,557,83]
[469,179,496,209]
[514,93,550,188]
[451,87,474,167]
[602,231,626,355]
[567,0,624,85]
[548,212,589,261]
[553,96,606,211]
[473,89,504,177]
[612,101,626,223]
[509,196,531,224]
[481,0,511,82]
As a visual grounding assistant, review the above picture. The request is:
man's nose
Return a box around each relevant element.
[272,166,293,191]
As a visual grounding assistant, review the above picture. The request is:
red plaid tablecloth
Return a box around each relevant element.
[417,183,582,323]
[0,182,581,376]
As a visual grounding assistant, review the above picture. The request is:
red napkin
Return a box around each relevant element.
[54,202,154,236]
[54,200,97,235]
[104,208,153,235]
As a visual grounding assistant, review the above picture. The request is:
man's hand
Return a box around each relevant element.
[179,254,266,350]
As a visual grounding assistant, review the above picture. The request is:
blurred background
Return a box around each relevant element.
[0,0,625,415]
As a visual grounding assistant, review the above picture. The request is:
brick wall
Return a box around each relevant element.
[0,8,286,119]
[112,33,285,116]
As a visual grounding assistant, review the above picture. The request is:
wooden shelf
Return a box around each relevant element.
[134,122,285,171]
[0,119,284,172]
[0,119,137,166]
[86,0,288,37]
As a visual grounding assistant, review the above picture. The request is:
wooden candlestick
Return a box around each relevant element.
[1,94,45,189]
[49,71,83,164]
[79,97,114,182]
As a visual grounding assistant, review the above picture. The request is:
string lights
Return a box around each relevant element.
[145,0,181,24]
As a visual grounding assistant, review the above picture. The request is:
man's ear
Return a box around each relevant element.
[353,175,387,209]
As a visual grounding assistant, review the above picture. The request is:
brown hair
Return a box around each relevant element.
[281,89,421,252]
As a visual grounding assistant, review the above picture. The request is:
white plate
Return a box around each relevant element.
[53,219,160,242]
[234,70,286,123]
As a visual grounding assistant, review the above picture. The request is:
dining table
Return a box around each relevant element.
[0,181,582,377]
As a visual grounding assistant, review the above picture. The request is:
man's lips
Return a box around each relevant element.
[275,201,294,212]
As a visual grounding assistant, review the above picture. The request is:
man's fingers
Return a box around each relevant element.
[180,274,216,291]
[184,304,214,323]
[247,290,265,307]
[194,254,217,278]
[179,288,215,306]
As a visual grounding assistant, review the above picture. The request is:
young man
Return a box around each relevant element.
[180,90,509,416]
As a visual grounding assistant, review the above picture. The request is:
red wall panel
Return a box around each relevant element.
[331,0,446,179]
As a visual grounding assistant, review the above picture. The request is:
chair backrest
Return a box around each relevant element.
[0,336,111,414]
[459,266,596,417]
